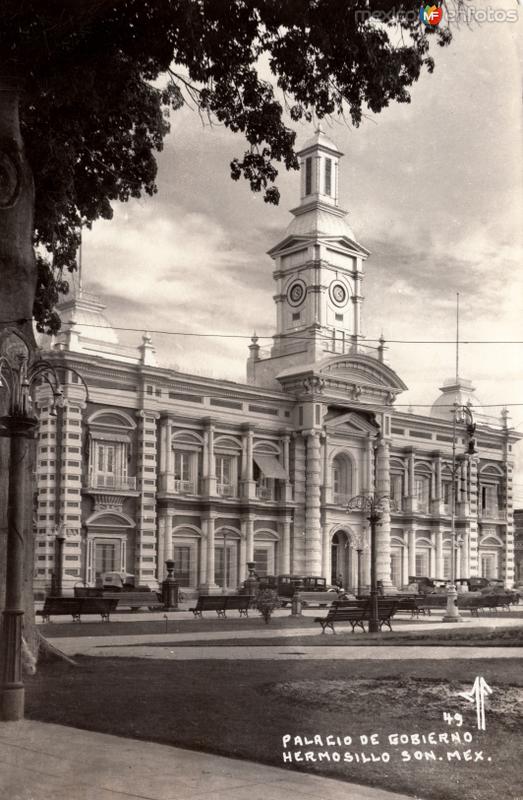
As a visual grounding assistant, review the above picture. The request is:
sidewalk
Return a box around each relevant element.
[45,612,523,660]
[0,719,417,800]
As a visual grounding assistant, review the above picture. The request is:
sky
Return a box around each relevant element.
[78,5,523,500]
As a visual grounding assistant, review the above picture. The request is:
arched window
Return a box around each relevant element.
[332,454,353,505]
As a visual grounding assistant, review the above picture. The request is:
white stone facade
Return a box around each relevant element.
[33,129,520,597]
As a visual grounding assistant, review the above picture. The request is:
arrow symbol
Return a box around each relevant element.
[458,676,492,730]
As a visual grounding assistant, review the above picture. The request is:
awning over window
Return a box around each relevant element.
[253,453,288,480]
[90,431,131,443]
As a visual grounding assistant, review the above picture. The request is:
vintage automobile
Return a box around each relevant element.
[253,573,340,604]
[408,576,447,594]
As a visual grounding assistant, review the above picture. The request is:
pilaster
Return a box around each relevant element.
[281,517,292,574]
[200,513,219,593]
[468,457,479,576]
[305,430,322,574]
[375,437,392,585]
[135,410,159,586]
[292,433,307,572]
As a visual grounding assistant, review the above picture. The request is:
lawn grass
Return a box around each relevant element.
[26,656,522,800]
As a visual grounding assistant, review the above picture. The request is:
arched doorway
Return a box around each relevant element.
[331,530,352,590]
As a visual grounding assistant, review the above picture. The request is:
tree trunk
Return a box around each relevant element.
[0,75,39,668]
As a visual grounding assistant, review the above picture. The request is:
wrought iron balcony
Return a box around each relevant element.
[87,474,137,491]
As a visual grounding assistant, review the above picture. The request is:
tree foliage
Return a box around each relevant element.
[0,0,456,333]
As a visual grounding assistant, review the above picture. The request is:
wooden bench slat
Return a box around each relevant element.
[37,597,117,622]
[315,600,398,633]
[189,595,251,618]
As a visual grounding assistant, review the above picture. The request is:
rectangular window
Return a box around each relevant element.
[305,157,312,195]
[415,477,429,511]
[214,546,234,588]
[173,546,191,585]
[216,455,236,496]
[174,450,197,493]
[97,444,115,475]
[390,474,403,511]
[415,550,429,576]
[95,542,117,577]
[481,484,499,515]
[254,548,269,578]
[390,550,402,588]
[292,312,300,321]
[325,158,332,195]
[480,552,497,579]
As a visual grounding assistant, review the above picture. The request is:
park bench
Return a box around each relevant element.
[189,594,250,618]
[315,599,398,633]
[393,596,427,617]
[297,591,338,607]
[37,596,117,623]
[75,588,163,611]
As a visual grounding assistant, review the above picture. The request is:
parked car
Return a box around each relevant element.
[408,576,447,594]
[301,576,339,592]
[96,572,136,591]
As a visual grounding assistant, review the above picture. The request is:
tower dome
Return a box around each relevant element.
[430,377,485,421]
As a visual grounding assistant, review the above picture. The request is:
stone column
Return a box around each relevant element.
[292,433,307,572]
[405,448,416,513]
[322,522,331,581]
[366,435,374,493]
[203,419,216,496]
[199,530,207,586]
[238,531,247,583]
[468,457,479,576]
[244,516,254,563]
[281,433,293,502]
[164,515,173,564]
[401,543,409,586]
[322,432,331,505]
[201,514,218,593]
[281,517,291,574]
[461,529,470,578]
[375,437,392,586]
[157,515,167,580]
[435,528,443,578]
[241,425,256,499]
[305,430,322,574]
[408,528,416,579]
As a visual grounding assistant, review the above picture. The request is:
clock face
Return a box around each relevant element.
[330,281,348,307]
[287,280,306,307]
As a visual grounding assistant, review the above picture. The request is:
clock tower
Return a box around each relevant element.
[248,126,369,387]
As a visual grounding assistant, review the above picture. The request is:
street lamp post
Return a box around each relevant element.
[349,530,366,597]
[0,332,64,720]
[346,494,390,633]
[443,403,477,623]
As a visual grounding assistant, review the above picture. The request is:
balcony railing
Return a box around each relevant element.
[256,485,274,500]
[333,493,351,506]
[88,474,136,491]
[174,479,197,494]
[481,507,505,520]
[217,483,237,497]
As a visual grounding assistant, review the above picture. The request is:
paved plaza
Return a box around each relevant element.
[0,720,417,800]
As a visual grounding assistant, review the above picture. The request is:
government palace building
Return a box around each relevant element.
[33,128,520,597]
